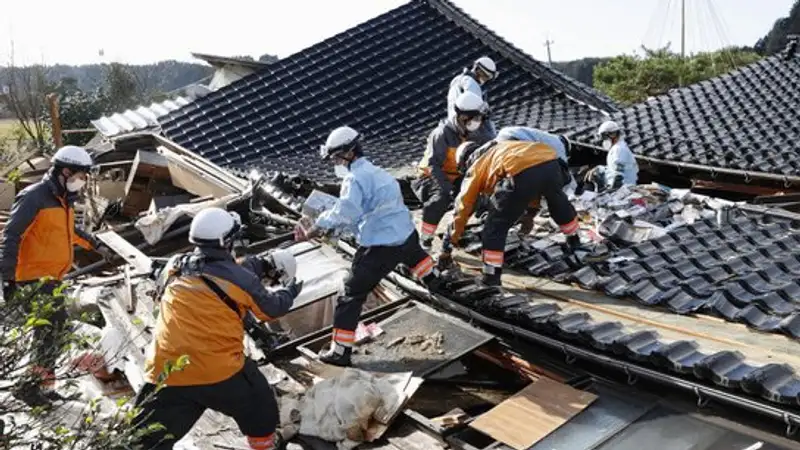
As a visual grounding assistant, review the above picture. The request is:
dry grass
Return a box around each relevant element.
[0,118,16,139]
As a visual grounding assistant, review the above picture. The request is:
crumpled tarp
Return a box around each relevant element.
[279,368,403,450]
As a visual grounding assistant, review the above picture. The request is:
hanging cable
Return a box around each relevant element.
[657,0,675,51]
[706,0,739,69]
[643,0,670,50]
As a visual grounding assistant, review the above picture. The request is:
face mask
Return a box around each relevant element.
[66,177,86,192]
[334,164,349,179]
[602,139,613,150]
[466,119,481,132]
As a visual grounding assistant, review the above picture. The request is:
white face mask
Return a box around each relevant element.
[334,164,349,179]
[66,177,86,192]
[466,119,481,132]
[602,139,613,150]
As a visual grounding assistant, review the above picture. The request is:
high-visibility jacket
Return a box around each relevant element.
[451,141,559,242]
[145,247,296,386]
[0,173,96,282]
[417,119,467,190]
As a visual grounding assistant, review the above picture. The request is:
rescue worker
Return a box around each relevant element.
[447,56,498,137]
[133,207,303,450]
[439,140,582,286]
[586,120,638,191]
[414,91,493,248]
[0,145,111,404]
[495,126,575,235]
[294,126,442,367]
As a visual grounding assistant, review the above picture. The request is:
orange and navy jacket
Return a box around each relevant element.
[418,117,494,191]
[0,172,96,282]
[417,119,465,190]
[144,247,295,387]
[451,141,559,243]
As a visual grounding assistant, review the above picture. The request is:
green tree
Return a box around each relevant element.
[755,0,800,55]
[593,45,762,105]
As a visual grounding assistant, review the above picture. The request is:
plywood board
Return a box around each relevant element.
[95,230,153,274]
[470,377,597,450]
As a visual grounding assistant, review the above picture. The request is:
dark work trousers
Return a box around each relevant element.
[482,160,578,271]
[12,280,69,377]
[412,177,457,239]
[133,359,278,450]
[331,230,435,347]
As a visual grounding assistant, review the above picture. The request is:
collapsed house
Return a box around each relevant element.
[3,1,800,449]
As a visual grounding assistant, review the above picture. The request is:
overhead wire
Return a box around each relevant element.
[643,0,670,50]
[705,0,739,68]
[658,0,675,50]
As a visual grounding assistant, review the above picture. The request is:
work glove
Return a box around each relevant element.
[2,280,15,301]
[284,277,304,299]
[566,234,582,253]
[293,223,324,242]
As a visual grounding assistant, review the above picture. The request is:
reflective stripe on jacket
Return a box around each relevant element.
[451,141,558,242]
[0,172,95,282]
[145,247,295,386]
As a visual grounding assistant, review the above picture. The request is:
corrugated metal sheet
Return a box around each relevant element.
[90,96,192,138]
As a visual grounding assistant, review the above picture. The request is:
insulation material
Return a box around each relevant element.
[280,368,411,450]
[134,193,239,244]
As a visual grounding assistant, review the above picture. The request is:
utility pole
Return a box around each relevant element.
[679,0,686,87]
[543,39,554,66]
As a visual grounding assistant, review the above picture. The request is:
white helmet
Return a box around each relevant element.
[454,92,485,116]
[473,56,498,81]
[267,249,297,285]
[320,126,360,160]
[51,145,93,171]
[189,207,242,247]
[597,121,621,137]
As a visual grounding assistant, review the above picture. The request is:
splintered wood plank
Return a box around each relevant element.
[96,230,153,274]
[470,377,597,450]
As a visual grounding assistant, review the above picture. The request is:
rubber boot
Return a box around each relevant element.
[481,267,502,287]
[318,342,352,367]
[420,236,434,250]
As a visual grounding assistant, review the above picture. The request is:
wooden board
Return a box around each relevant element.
[95,230,153,274]
[470,377,597,450]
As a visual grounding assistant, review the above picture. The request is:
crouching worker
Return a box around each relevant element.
[414,91,493,248]
[584,120,638,192]
[132,207,303,450]
[0,145,112,405]
[439,140,582,286]
[295,126,442,367]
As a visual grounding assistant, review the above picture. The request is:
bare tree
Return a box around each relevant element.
[1,41,53,151]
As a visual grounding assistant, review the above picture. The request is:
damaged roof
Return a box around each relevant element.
[251,176,800,413]
[91,96,192,138]
[159,0,617,181]
[569,41,800,180]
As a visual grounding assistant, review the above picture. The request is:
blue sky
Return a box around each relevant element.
[1,0,794,66]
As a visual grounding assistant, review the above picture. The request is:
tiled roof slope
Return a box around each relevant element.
[569,45,800,177]
[159,0,616,181]
[256,173,800,409]
[460,205,800,340]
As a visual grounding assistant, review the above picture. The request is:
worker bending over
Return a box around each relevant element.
[295,126,442,367]
[447,56,498,137]
[414,91,493,248]
[440,140,581,286]
[133,207,302,450]
[495,126,575,235]
[0,145,111,404]
[587,120,638,191]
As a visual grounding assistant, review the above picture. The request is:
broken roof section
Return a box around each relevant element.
[91,96,192,138]
[159,0,618,181]
[570,40,800,184]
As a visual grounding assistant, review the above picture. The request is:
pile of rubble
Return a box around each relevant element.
[458,183,737,280]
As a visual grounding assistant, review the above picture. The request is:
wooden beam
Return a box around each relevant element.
[95,230,153,275]
[47,93,62,148]
[691,179,799,196]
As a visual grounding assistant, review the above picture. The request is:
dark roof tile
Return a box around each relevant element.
[160,0,616,182]
[569,46,800,177]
